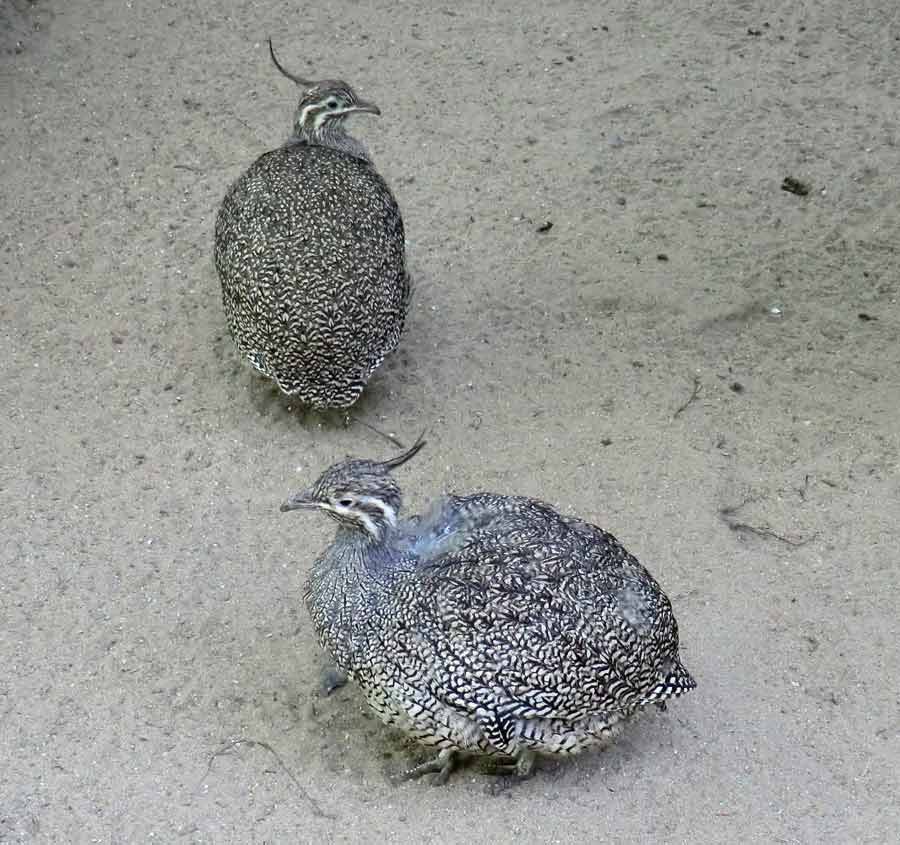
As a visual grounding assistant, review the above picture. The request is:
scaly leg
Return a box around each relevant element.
[401,748,458,786]
[489,749,537,779]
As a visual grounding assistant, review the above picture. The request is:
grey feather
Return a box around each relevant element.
[282,442,696,778]
[214,58,408,408]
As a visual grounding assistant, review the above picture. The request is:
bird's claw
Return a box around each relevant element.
[399,748,457,786]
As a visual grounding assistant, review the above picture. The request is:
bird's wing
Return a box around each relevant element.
[398,494,682,721]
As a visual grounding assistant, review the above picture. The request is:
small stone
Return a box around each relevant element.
[781,176,810,196]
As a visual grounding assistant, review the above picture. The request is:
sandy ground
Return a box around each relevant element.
[2,1,898,842]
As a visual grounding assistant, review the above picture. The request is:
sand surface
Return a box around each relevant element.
[2,1,898,842]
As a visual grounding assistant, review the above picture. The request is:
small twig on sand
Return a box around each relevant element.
[673,376,702,419]
[203,738,333,819]
[727,522,813,546]
[349,414,406,449]
[719,505,814,547]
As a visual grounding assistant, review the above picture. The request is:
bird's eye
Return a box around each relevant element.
[337,497,353,507]
[326,99,339,109]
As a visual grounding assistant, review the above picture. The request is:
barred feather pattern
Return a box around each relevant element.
[214,143,409,408]
[302,491,696,760]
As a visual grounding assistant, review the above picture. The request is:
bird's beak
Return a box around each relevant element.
[280,489,319,512]
[349,100,381,117]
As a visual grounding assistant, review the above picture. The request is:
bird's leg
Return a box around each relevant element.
[488,749,537,779]
[400,748,457,786]
[319,666,348,696]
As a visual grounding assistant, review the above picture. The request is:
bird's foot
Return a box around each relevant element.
[400,748,457,786]
[488,749,537,779]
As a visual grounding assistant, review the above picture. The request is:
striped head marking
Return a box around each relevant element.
[281,435,426,540]
[268,40,380,142]
[294,81,380,136]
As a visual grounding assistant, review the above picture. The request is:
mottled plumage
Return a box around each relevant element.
[214,43,409,408]
[281,438,696,782]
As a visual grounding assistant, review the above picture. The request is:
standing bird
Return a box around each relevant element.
[214,42,409,409]
[280,438,696,783]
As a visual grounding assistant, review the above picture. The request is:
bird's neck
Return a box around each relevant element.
[288,123,372,163]
[304,526,393,672]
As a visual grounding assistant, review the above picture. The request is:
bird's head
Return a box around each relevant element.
[281,435,425,541]
[268,40,380,146]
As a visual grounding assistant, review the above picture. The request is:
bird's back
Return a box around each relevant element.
[214,143,409,407]
[369,494,694,725]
